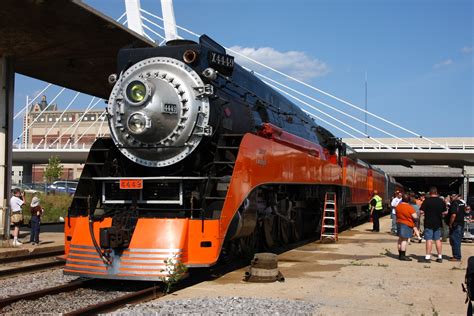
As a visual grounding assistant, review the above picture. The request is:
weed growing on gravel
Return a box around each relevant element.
[377,263,388,267]
[423,265,431,269]
[160,255,188,294]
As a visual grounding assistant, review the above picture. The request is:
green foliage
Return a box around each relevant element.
[160,255,188,293]
[23,192,71,223]
[44,156,63,183]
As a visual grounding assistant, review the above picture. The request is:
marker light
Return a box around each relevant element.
[128,113,147,134]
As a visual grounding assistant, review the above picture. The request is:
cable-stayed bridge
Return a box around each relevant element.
[7,1,474,167]
[0,1,473,237]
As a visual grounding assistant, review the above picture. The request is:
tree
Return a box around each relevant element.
[44,156,63,183]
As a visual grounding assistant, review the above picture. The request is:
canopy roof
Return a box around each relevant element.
[0,0,155,99]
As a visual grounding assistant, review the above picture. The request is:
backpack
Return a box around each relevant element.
[463,256,474,315]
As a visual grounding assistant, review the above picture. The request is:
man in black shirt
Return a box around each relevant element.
[448,194,466,261]
[420,187,446,263]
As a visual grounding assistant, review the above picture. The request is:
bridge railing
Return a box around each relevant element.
[347,142,474,150]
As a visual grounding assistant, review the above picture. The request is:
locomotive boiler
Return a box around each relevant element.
[63,35,398,280]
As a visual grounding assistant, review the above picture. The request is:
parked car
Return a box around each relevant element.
[11,183,39,194]
[47,181,78,195]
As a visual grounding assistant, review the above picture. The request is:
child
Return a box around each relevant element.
[29,196,44,245]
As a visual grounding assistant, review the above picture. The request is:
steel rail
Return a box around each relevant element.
[0,250,64,264]
[0,279,94,309]
[65,285,164,316]
[0,259,64,278]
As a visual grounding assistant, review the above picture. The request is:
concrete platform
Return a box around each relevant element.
[0,224,64,260]
[165,216,474,315]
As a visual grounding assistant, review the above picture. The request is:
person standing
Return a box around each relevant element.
[420,186,445,263]
[9,188,25,247]
[409,194,422,242]
[369,190,383,232]
[447,194,466,261]
[29,196,44,245]
[396,194,418,261]
[391,191,402,235]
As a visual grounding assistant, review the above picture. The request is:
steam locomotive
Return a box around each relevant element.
[63,35,399,280]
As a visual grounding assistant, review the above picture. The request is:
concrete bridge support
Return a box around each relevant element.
[0,56,14,240]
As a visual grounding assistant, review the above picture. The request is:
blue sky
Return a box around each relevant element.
[13,0,473,140]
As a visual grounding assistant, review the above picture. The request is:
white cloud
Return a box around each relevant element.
[228,46,330,80]
[433,59,453,69]
[461,46,473,54]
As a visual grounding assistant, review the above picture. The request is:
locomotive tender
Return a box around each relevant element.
[64,35,399,280]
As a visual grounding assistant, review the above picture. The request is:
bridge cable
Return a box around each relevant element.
[96,112,108,138]
[13,83,52,120]
[35,92,81,149]
[139,9,449,150]
[225,47,450,150]
[13,87,66,146]
[73,110,107,147]
[142,23,166,41]
[256,69,418,150]
[48,98,101,149]
[264,80,392,150]
[61,98,101,149]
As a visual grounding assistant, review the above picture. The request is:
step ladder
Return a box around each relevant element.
[320,192,338,241]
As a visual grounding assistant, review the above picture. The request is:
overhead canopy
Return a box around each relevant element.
[0,0,155,99]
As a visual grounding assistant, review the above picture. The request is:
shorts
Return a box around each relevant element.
[397,223,413,239]
[424,228,441,241]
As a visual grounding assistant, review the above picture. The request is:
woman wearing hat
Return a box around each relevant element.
[29,196,43,245]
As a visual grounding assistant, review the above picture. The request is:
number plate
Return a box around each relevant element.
[119,179,143,190]
[208,51,234,69]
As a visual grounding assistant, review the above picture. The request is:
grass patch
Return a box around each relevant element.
[377,263,389,267]
[423,265,431,269]
[22,192,72,223]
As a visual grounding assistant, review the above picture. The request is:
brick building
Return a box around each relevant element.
[18,95,110,184]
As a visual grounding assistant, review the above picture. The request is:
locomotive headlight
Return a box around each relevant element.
[126,80,148,105]
[127,112,148,134]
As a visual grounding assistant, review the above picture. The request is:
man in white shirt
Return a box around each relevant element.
[10,188,25,246]
[391,191,402,235]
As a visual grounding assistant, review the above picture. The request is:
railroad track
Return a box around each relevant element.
[0,252,65,279]
[0,251,251,314]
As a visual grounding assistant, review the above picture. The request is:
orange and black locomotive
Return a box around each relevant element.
[64,35,398,280]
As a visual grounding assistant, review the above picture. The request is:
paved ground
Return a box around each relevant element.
[0,224,64,260]
[1,218,471,314]
[164,216,473,315]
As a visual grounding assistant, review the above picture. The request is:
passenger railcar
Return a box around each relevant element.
[63,35,399,280]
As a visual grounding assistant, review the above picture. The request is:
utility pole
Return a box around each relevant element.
[365,71,368,135]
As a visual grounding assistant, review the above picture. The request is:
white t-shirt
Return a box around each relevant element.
[391,197,402,214]
[10,196,24,213]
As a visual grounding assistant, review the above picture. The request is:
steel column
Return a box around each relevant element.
[0,56,14,240]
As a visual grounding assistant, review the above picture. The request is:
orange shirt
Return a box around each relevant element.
[396,202,416,228]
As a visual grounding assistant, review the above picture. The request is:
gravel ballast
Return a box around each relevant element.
[115,296,318,315]
[0,269,77,298]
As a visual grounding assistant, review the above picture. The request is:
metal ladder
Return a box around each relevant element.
[320,192,338,241]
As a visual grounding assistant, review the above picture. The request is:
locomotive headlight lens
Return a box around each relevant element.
[126,81,147,104]
[128,113,147,134]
